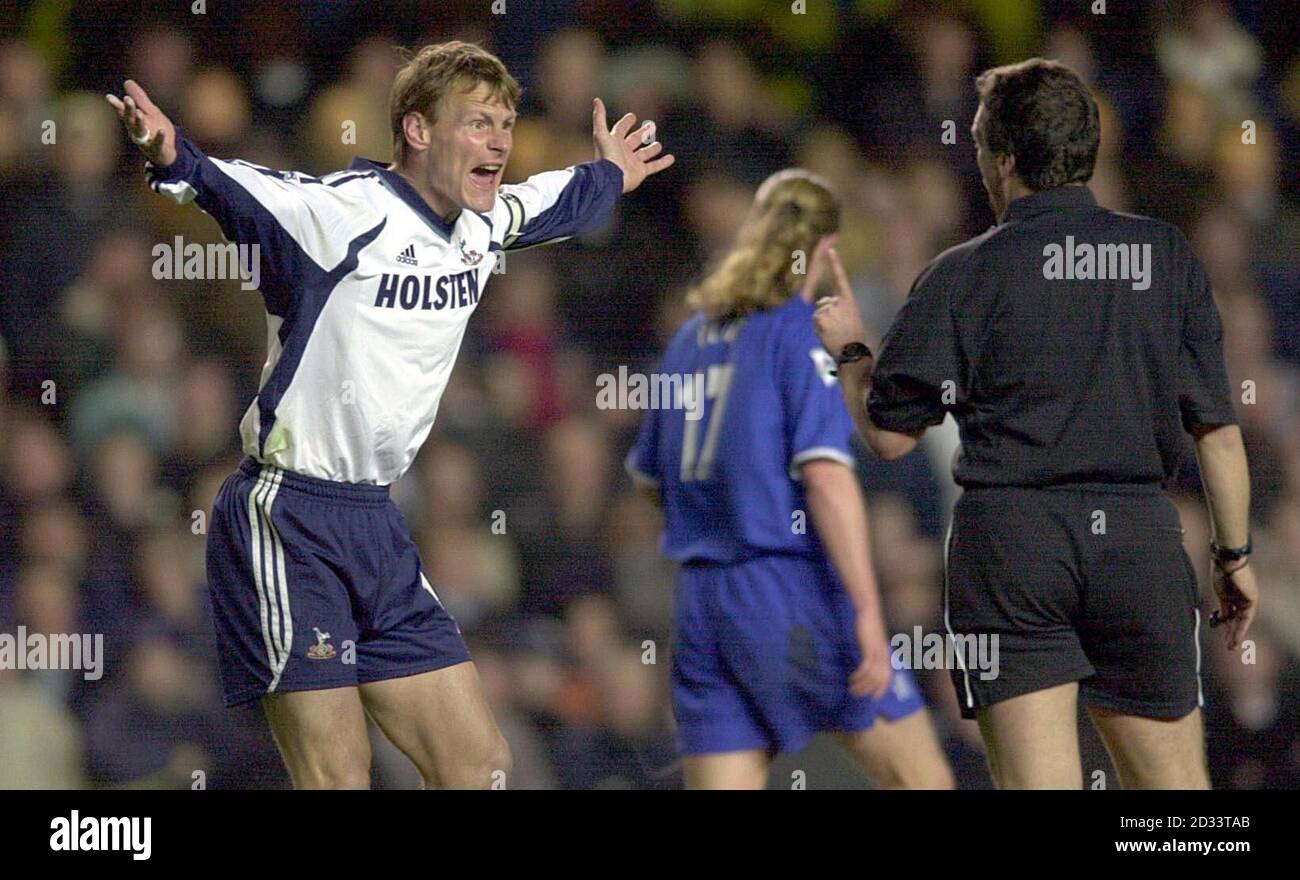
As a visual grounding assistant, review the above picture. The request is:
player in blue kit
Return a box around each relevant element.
[108,41,673,789]
[626,170,952,789]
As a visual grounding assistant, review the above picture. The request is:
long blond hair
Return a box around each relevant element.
[686,169,839,320]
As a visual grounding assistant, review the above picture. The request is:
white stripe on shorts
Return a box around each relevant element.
[248,466,293,693]
[942,517,975,711]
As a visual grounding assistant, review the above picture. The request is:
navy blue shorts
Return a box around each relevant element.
[205,457,470,706]
[672,553,924,756]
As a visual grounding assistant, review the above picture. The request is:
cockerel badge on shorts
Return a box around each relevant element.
[307,627,337,660]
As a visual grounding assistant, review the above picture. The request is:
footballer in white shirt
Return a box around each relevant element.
[107,40,673,789]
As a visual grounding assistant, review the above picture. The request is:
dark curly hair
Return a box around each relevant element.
[974,58,1100,191]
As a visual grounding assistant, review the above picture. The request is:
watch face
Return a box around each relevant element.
[838,342,871,363]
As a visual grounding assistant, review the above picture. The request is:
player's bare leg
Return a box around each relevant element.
[359,661,510,790]
[976,682,1082,789]
[833,710,954,789]
[262,687,373,789]
[1086,706,1210,790]
[683,751,770,789]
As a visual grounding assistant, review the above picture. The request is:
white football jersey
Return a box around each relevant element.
[148,132,622,484]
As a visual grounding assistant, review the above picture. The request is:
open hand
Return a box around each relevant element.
[593,97,674,194]
[105,79,177,167]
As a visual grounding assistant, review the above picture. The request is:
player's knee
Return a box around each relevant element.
[295,758,371,790]
[425,732,512,790]
[873,753,954,790]
[486,732,513,786]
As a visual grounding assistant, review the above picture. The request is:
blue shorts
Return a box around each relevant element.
[205,457,470,706]
[672,553,924,756]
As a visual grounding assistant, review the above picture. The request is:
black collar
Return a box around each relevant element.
[1002,184,1097,223]
[348,157,458,240]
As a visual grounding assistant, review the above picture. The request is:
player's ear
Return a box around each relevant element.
[997,152,1017,181]
[402,111,430,155]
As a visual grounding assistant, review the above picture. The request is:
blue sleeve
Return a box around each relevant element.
[626,403,662,489]
[776,305,856,481]
[491,160,623,251]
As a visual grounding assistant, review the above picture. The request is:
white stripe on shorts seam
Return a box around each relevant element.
[1193,607,1203,707]
[262,468,292,692]
[419,571,442,605]
[256,468,284,680]
[247,469,280,683]
[942,517,975,710]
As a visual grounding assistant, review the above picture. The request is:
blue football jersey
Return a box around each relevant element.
[626,296,856,563]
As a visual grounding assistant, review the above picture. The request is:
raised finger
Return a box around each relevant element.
[612,111,637,139]
[635,140,664,161]
[642,153,674,176]
[828,247,852,293]
[625,120,655,149]
[123,79,157,114]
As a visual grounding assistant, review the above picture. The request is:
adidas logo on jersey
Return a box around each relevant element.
[396,244,418,266]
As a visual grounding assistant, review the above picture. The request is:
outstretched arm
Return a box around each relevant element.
[489,98,675,253]
[106,80,380,313]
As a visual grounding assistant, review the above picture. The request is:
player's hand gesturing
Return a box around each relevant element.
[812,247,868,357]
[593,97,675,194]
[106,79,177,167]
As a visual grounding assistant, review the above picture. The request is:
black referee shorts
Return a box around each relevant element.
[944,484,1202,720]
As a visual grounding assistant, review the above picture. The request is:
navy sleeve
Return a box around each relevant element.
[491,160,623,251]
[146,130,381,315]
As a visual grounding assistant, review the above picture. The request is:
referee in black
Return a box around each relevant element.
[811,58,1257,789]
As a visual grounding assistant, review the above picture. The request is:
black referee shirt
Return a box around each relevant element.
[867,184,1238,489]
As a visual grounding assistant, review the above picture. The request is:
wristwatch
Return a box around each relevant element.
[1211,537,1252,567]
[830,342,873,376]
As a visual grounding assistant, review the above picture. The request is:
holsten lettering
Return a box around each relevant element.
[374,271,481,311]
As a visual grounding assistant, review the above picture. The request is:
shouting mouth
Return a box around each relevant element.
[469,164,502,191]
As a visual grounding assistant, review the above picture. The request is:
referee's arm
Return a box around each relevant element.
[812,248,952,460]
[833,358,923,460]
[1179,248,1257,649]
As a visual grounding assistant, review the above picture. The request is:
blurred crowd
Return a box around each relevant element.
[1,0,1298,789]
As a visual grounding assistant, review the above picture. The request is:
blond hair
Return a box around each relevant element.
[390,41,523,165]
[686,169,839,320]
